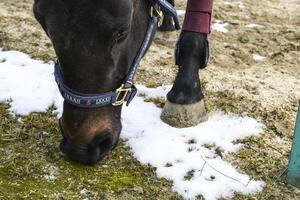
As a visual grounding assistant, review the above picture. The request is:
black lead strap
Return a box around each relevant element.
[54,0,180,108]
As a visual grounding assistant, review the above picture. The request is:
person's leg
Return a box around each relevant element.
[161,0,213,127]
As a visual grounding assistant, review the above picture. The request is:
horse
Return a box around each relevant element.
[33,0,210,165]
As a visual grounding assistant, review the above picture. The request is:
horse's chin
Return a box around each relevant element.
[59,132,118,165]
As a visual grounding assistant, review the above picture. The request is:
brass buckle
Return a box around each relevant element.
[112,85,131,106]
[150,6,162,22]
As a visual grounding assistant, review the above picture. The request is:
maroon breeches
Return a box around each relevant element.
[182,0,213,34]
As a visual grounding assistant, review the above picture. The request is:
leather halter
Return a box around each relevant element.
[54,0,180,108]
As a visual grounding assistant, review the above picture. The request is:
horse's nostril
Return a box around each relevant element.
[59,133,114,165]
[90,134,113,159]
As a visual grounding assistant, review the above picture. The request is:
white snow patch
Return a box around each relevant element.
[80,188,89,196]
[245,24,263,28]
[224,1,245,9]
[0,50,63,115]
[0,49,265,199]
[276,137,285,145]
[122,97,264,200]
[253,54,267,61]
[43,164,59,181]
[81,192,90,200]
[176,10,186,17]
[17,117,23,124]
[137,85,171,99]
[239,4,245,9]
[212,21,229,33]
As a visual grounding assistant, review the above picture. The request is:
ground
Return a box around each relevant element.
[0,0,300,199]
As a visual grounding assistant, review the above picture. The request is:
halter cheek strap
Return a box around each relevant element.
[54,0,180,108]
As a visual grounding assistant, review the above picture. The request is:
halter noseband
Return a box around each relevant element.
[54,0,180,108]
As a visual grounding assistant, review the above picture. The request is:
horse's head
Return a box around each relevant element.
[33,0,150,164]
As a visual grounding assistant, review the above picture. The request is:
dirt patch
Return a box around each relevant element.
[0,0,300,199]
[0,0,55,60]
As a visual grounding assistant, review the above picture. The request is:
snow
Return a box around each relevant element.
[0,50,63,115]
[176,10,186,17]
[276,136,285,145]
[80,189,90,200]
[80,188,89,195]
[245,24,263,28]
[0,49,264,199]
[253,54,267,61]
[223,1,245,9]
[123,87,265,199]
[43,164,59,182]
[212,21,229,33]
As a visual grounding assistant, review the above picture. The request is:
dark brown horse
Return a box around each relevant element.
[33,0,210,165]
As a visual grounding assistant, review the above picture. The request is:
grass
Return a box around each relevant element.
[2,89,299,199]
[1,0,300,199]
[144,97,166,108]
[0,103,181,200]
[202,90,300,199]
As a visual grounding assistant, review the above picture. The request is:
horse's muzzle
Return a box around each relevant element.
[60,133,114,165]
